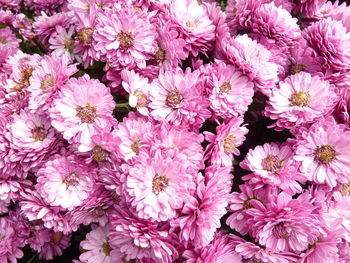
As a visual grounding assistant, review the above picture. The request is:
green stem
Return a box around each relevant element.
[27,253,37,263]
[115,102,130,108]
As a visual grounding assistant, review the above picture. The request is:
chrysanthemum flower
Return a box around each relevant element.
[294,117,350,187]
[303,18,350,71]
[204,116,248,167]
[149,68,210,131]
[251,2,301,47]
[265,72,337,130]
[36,151,98,210]
[173,166,232,247]
[49,25,77,60]
[0,198,9,214]
[183,232,242,263]
[24,0,66,15]
[0,0,21,12]
[112,113,154,161]
[50,75,115,146]
[207,62,254,119]
[241,142,306,194]
[38,231,71,260]
[6,110,59,170]
[293,0,326,18]
[223,34,279,95]
[121,69,151,116]
[93,5,157,69]
[28,53,78,114]
[247,192,321,252]
[80,224,117,263]
[226,183,270,235]
[168,0,215,56]
[126,151,195,222]
[0,217,25,263]
[109,207,179,263]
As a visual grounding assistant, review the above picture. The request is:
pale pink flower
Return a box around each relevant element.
[126,151,195,222]
[49,25,77,60]
[36,151,98,210]
[80,224,117,263]
[93,5,157,69]
[50,75,115,146]
[294,117,350,187]
[265,72,337,130]
[223,34,279,95]
[204,116,248,167]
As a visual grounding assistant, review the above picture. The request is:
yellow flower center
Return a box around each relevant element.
[314,145,337,164]
[31,125,47,142]
[289,91,310,107]
[117,31,134,51]
[152,174,169,195]
[76,104,97,123]
[261,155,283,172]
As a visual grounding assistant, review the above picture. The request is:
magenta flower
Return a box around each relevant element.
[80,224,117,263]
[50,75,115,146]
[223,34,279,95]
[36,151,97,210]
[208,62,254,119]
[204,116,248,167]
[303,18,350,71]
[28,53,78,114]
[294,117,350,187]
[125,151,195,222]
[93,5,157,69]
[265,72,337,131]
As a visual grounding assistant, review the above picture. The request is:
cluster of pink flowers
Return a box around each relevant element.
[1,0,350,262]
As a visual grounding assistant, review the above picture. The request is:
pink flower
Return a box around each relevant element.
[207,62,254,119]
[293,0,326,18]
[49,25,77,60]
[121,69,151,116]
[50,75,115,146]
[24,0,66,15]
[226,183,270,235]
[240,142,306,194]
[0,217,25,263]
[294,117,350,187]
[183,232,242,263]
[36,151,98,210]
[36,231,71,260]
[173,166,232,247]
[168,0,215,56]
[109,207,179,262]
[303,18,350,71]
[223,34,279,95]
[247,192,321,252]
[265,72,337,130]
[5,110,60,170]
[93,5,157,69]
[125,151,195,221]
[80,224,117,263]
[28,53,78,114]
[251,2,301,47]
[204,116,248,167]
[149,68,210,131]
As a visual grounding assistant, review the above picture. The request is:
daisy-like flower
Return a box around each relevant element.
[183,232,242,263]
[208,62,254,119]
[168,0,215,56]
[112,113,154,161]
[223,34,279,95]
[50,75,115,146]
[109,207,179,263]
[80,224,117,263]
[294,117,350,188]
[38,231,71,260]
[303,18,350,71]
[126,151,195,222]
[49,25,77,60]
[240,142,306,195]
[36,151,97,210]
[5,110,59,170]
[204,116,248,167]
[293,0,326,18]
[0,217,25,263]
[247,192,321,253]
[28,53,78,114]
[173,166,232,248]
[0,27,20,50]
[265,72,337,131]
[251,2,301,47]
[149,68,210,131]
[226,183,270,235]
[121,69,151,116]
[93,5,157,69]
